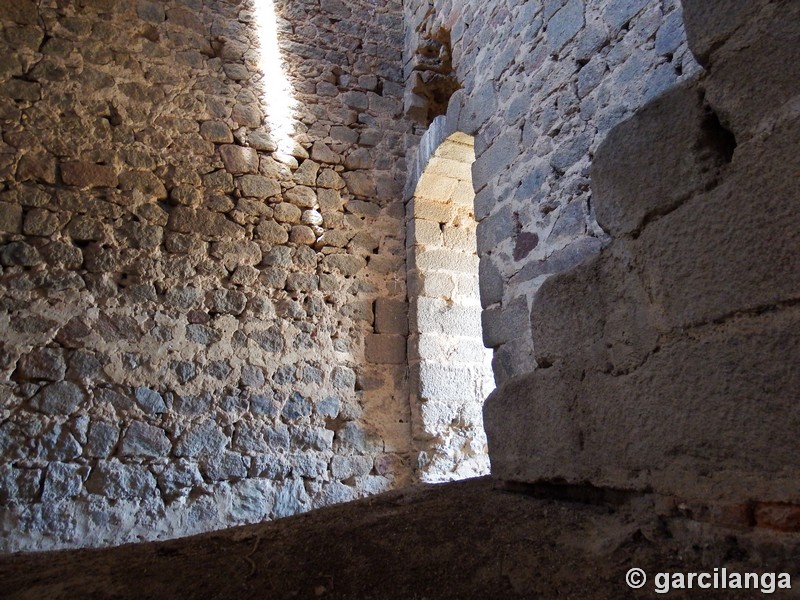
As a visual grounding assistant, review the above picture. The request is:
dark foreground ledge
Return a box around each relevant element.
[0,477,795,599]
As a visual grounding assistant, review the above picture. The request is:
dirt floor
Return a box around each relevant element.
[1,477,798,599]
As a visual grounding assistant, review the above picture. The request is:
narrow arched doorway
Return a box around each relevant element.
[407,129,494,482]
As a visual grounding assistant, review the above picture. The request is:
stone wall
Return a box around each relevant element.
[0,0,412,552]
[486,0,800,508]
[403,0,701,384]
[0,0,731,554]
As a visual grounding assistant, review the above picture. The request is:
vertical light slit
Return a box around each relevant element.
[252,0,298,155]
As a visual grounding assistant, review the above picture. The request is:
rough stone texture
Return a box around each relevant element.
[592,81,733,237]
[1,0,788,559]
[485,0,800,506]
[0,0,411,552]
[404,0,701,383]
[2,478,799,599]
[406,127,493,481]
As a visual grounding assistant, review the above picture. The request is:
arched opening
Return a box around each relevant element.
[407,131,494,482]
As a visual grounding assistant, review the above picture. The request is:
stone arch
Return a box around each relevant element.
[406,116,494,482]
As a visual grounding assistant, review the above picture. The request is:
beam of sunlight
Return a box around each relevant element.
[252,0,298,155]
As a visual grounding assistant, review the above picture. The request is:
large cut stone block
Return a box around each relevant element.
[681,0,767,66]
[592,81,726,237]
[637,117,800,329]
[681,0,800,145]
[531,242,659,375]
[486,308,800,504]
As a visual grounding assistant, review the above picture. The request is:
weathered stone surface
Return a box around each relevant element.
[254,220,289,244]
[173,392,213,415]
[29,382,86,415]
[23,208,61,236]
[365,334,406,364]
[284,186,317,208]
[41,463,83,502]
[122,222,163,249]
[602,0,649,32]
[169,186,201,207]
[210,241,261,270]
[289,225,316,245]
[230,479,274,521]
[121,421,170,458]
[61,162,118,188]
[15,348,66,381]
[486,5,800,509]
[281,392,312,421]
[311,141,339,164]
[154,460,202,498]
[119,171,167,199]
[219,145,259,174]
[175,420,228,458]
[85,461,158,500]
[200,121,233,143]
[547,0,585,52]
[334,422,380,455]
[86,422,119,458]
[342,172,376,197]
[321,254,366,276]
[202,170,235,192]
[0,0,708,555]
[330,366,356,392]
[489,309,800,503]
[185,324,221,346]
[693,1,800,142]
[374,298,408,335]
[681,0,765,66]
[167,207,244,240]
[0,201,23,233]
[237,175,280,199]
[316,395,340,419]
[247,131,277,152]
[272,202,301,224]
[17,153,55,183]
[0,241,41,266]
[202,451,247,481]
[481,297,529,348]
[592,81,731,237]
[133,388,167,414]
[531,243,657,372]
[240,365,265,388]
[207,289,247,315]
[248,394,280,419]
[331,455,373,479]
[317,169,345,189]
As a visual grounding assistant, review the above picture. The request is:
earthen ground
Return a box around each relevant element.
[0,477,782,599]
